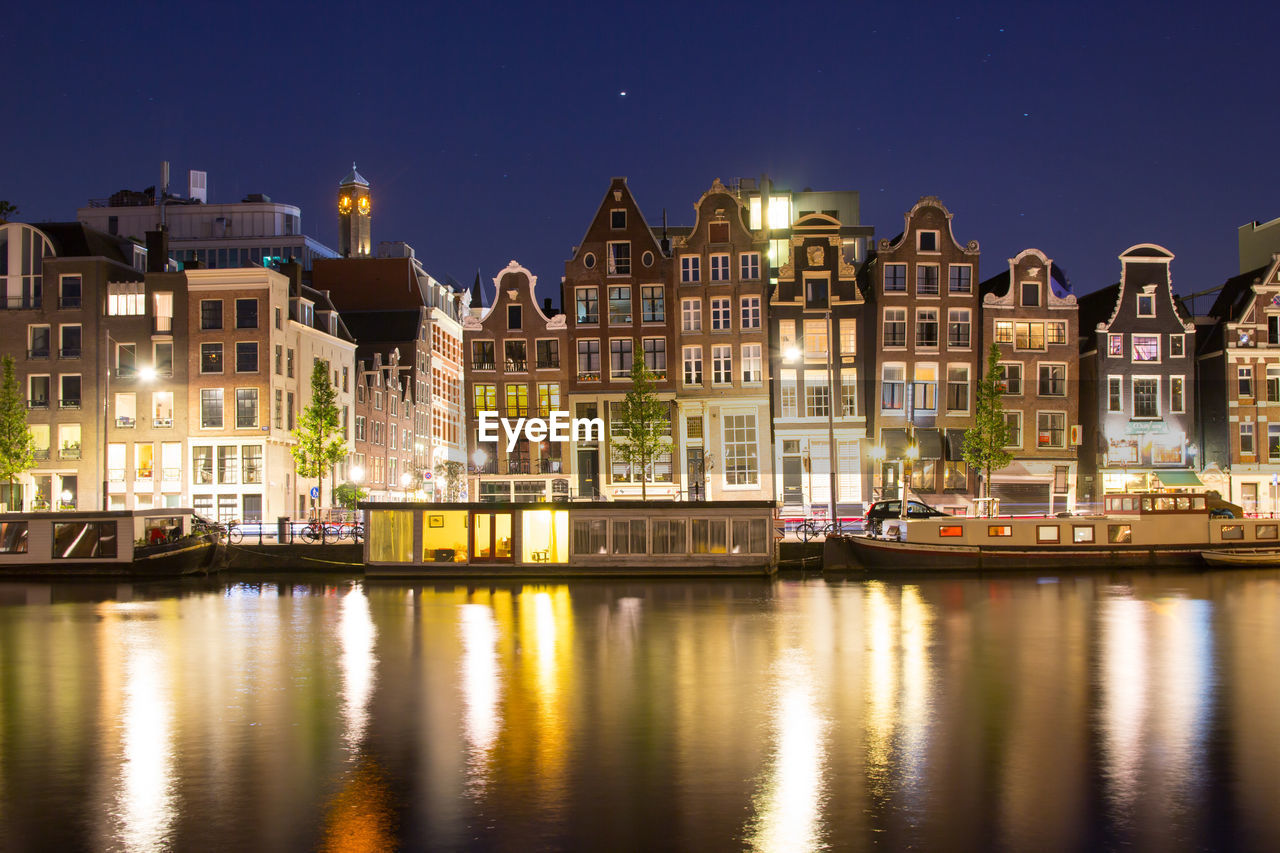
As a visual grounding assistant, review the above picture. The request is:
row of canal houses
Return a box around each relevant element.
[464,176,1265,517]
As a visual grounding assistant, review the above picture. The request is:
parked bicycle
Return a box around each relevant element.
[300,520,342,543]
[795,518,851,543]
[226,522,243,544]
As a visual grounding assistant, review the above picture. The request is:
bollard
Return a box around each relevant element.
[277,517,288,544]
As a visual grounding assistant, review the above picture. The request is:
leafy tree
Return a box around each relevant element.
[612,354,670,500]
[434,460,465,502]
[0,355,35,509]
[962,343,1014,515]
[0,201,16,223]
[291,359,347,515]
[332,481,368,509]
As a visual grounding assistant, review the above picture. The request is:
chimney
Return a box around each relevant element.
[543,297,553,315]
[279,260,303,297]
[145,229,169,273]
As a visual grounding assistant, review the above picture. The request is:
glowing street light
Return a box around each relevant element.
[350,465,366,484]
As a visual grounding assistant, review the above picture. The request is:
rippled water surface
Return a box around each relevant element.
[2,571,1280,851]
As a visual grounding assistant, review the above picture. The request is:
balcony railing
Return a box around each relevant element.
[162,467,182,482]
[506,460,531,475]
[505,360,528,372]
[578,371,601,382]
[135,468,154,481]
[34,448,49,460]
[27,349,49,360]
[540,459,563,473]
[471,361,495,371]
[28,399,48,409]
[58,296,82,309]
[60,446,82,460]
[59,348,81,359]
[115,416,135,428]
[3,296,42,310]
[59,399,81,409]
[154,417,174,428]
[471,460,498,475]
[536,359,560,370]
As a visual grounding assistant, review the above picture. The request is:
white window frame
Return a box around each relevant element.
[947,308,971,349]
[682,346,702,386]
[740,296,761,329]
[1108,375,1123,412]
[1038,362,1068,397]
[946,363,970,413]
[739,252,761,281]
[1132,334,1161,363]
[711,345,732,386]
[998,362,1022,396]
[949,264,973,294]
[709,253,731,282]
[710,297,731,331]
[680,255,700,283]
[917,230,940,252]
[883,307,907,348]
[741,343,762,384]
[1037,410,1068,449]
[1170,374,1186,414]
[681,298,702,332]
[1004,410,1023,449]
[1132,375,1161,419]
[1170,334,1185,357]
[915,307,939,349]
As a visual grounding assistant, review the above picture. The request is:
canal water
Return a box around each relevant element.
[1,571,1279,852]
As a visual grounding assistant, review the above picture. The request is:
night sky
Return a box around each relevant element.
[8,1,1279,305]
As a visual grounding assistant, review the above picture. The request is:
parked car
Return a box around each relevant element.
[863,499,950,535]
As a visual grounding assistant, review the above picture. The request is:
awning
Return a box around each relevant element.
[1156,470,1204,487]
[946,429,966,460]
[916,428,942,459]
[882,428,909,459]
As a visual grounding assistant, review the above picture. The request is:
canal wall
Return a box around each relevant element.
[223,544,363,571]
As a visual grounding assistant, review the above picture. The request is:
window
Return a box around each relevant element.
[806,371,831,417]
[59,275,82,309]
[948,308,970,348]
[641,285,664,322]
[1038,364,1066,396]
[286,349,294,378]
[1270,425,1280,462]
[610,338,633,379]
[28,325,50,359]
[740,253,760,280]
[883,309,906,347]
[988,525,1013,537]
[59,324,81,358]
[536,339,560,369]
[508,304,522,330]
[1137,293,1155,317]
[1241,422,1255,455]
[742,344,762,383]
[576,287,599,324]
[612,520,647,555]
[472,340,495,370]
[805,277,829,309]
[884,263,907,292]
[1239,366,1254,398]
[217,446,238,484]
[1038,412,1066,448]
[709,222,729,243]
[710,254,730,281]
[947,365,969,411]
[115,392,136,427]
[578,339,600,378]
[1015,322,1045,351]
[999,363,1022,395]
[201,343,223,373]
[1004,411,1022,447]
[1108,334,1124,357]
[1108,376,1122,412]
[712,345,732,385]
[505,384,528,417]
[1133,334,1160,362]
[711,298,731,331]
[610,208,626,229]
[683,346,703,385]
[1271,316,1280,345]
[732,519,769,554]
[607,241,630,275]
[275,390,283,429]
[723,414,758,486]
[841,372,857,416]
[995,321,1014,345]
[1170,334,1185,357]
[780,369,797,417]
[949,265,972,293]
[242,445,263,485]
[201,389,224,428]
[537,383,560,416]
[804,319,828,357]
[682,298,702,331]
[741,296,761,329]
[59,375,81,408]
[881,364,905,410]
[53,521,116,558]
[473,384,496,412]
[642,338,666,376]
[1021,282,1040,307]
[28,375,50,408]
[1133,378,1159,418]
[680,256,701,283]
[1171,376,1185,413]
[236,388,258,428]
[152,341,173,376]
[235,298,258,329]
[1108,524,1132,544]
[200,300,223,330]
[1044,321,1066,345]
[1037,526,1061,543]
[839,322,856,356]
[608,286,631,324]
[236,342,258,373]
[505,339,527,371]
[573,519,608,555]
[916,265,940,295]
[1073,526,1095,543]
[916,308,939,348]
[918,231,938,252]
[0,521,28,554]
[914,365,937,412]
[152,391,173,427]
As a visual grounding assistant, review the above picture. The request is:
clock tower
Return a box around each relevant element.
[337,163,371,257]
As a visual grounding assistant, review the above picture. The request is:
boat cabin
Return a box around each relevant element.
[360,501,779,576]
[1103,492,1208,515]
[0,509,202,569]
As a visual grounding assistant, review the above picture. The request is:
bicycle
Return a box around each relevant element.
[795,519,850,543]
[226,522,243,545]
[300,520,341,543]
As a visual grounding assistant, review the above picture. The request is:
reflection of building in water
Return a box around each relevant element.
[1226,577,1280,850]
[320,757,396,853]
[459,602,502,792]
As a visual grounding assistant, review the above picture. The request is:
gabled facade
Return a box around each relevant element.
[1199,256,1280,512]
[464,261,570,502]
[1078,244,1197,500]
[671,180,772,501]
[865,197,981,511]
[769,212,868,516]
[351,349,415,501]
[561,178,678,499]
[979,249,1079,514]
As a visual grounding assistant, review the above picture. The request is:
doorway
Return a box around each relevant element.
[472,511,513,562]
[881,463,900,501]
[577,449,599,498]
[687,448,705,500]
[782,453,803,507]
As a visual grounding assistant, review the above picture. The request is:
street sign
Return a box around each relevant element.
[310,487,319,499]
[424,471,433,480]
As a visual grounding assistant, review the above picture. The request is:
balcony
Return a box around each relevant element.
[60,445,82,460]
[27,349,49,360]
[28,398,49,410]
[3,296,42,310]
[34,448,49,460]
[471,460,498,475]
[540,458,563,474]
[505,360,528,373]
[506,460,531,475]
[471,361,495,371]
[59,348,81,359]
[59,399,81,410]
[162,467,182,482]
[135,468,154,482]
[116,416,135,428]
[154,417,173,428]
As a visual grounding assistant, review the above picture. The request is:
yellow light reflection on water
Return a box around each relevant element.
[459,603,502,788]
[747,649,828,853]
[340,585,376,753]
[1101,596,1148,812]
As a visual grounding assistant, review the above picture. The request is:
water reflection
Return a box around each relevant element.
[459,602,502,790]
[339,584,376,753]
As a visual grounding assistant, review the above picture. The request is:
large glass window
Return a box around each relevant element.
[369,510,414,563]
[243,445,263,484]
[682,298,701,331]
[577,339,600,379]
[884,263,906,292]
[236,298,258,329]
[610,339,633,379]
[235,342,258,373]
[1133,378,1159,418]
[723,414,758,485]
[949,265,972,293]
[916,265,940,295]
[881,364,905,410]
[915,309,939,348]
[741,344,762,383]
[1038,364,1066,396]
[576,287,599,324]
[608,286,631,324]
[53,521,116,558]
[201,389,224,428]
[947,365,969,411]
[711,298,731,331]
[641,285,664,323]
[200,300,222,330]
[883,309,906,347]
[806,371,831,417]
[740,296,761,329]
[947,309,970,348]
[1133,334,1160,362]
[712,345,732,385]
[572,519,608,555]
[643,338,666,376]
[1038,412,1066,448]
[683,346,702,385]
[536,339,559,369]
[201,343,223,374]
[651,519,686,554]
[236,389,258,428]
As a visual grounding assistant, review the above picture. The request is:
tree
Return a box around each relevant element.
[0,355,35,509]
[962,343,1014,516]
[332,482,368,509]
[612,354,670,500]
[434,460,465,502]
[0,201,17,223]
[291,359,347,516]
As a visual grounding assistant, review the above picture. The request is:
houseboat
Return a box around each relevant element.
[359,500,778,577]
[826,492,1279,571]
[0,509,221,577]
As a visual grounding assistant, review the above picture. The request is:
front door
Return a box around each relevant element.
[687,448,705,500]
[472,511,513,562]
[882,463,900,501]
[782,455,803,507]
[577,449,599,498]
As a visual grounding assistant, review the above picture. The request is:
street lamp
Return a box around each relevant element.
[350,464,366,484]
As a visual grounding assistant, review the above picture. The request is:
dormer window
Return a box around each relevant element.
[917,231,939,252]
[1137,293,1155,317]
[1020,282,1040,307]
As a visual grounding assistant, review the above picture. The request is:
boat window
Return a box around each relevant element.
[52,521,118,559]
[731,519,769,554]
[1108,524,1132,544]
[572,519,608,555]
[1175,496,1190,510]
[652,519,686,554]
[1142,498,1154,512]
[368,510,414,563]
[422,511,470,563]
[1156,497,1176,511]
[1073,526,1095,543]
[0,521,28,553]
[1221,524,1245,541]
[613,519,648,555]
[938,525,963,537]
[987,525,1012,537]
[1193,496,1205,510]
[1037,525,1060,543]
[1257,524,1278,540]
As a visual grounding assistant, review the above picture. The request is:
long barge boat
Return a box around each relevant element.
[0,509,222,577]
[826,492,1280,571]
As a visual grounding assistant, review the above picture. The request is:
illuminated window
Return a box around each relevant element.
[424,511,471,563]
[369,510,414,563]
[473,384,496,412]
[1073,526,1095,543]
[107,283,143,315]
[914,364,937,412]
[841,372,858,416]
[505,384,528,417]
[683,346,703,385]
[1046,322,1067,345]
[883,309,906,347]
[1108,524,1132,544]
[995,321,1014,345]
[939,525,963,537]
[537,383,559,416]
[1037,525,1060,543]
[806,370,831,417]
[1133,334,1160,362]
[780,369,797,417]
[1015,322,1045,351]
[988,525,1012,537]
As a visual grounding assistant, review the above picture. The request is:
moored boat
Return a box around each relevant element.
[1200,549,1280,567]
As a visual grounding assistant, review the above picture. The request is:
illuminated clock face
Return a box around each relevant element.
[357,196,370,215]
[338,194,352,214]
